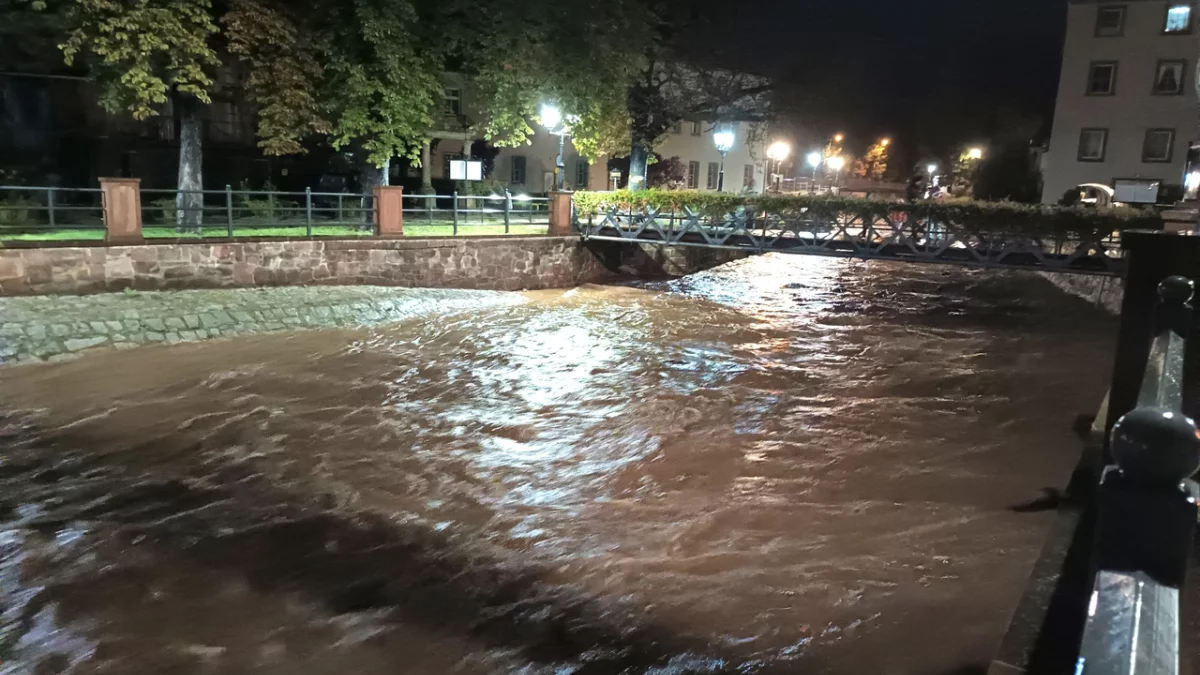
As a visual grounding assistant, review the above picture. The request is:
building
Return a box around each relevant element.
[1041,0,1198,204]
[426,80,769,194]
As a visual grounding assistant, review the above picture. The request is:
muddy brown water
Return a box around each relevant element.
[0,255,1116,675]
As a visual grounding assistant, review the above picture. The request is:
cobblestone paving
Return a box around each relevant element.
[0,286,518,364]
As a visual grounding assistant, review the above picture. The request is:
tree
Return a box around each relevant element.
[647,155,685,188]
[52,0,220,230]
[853,139,890,181]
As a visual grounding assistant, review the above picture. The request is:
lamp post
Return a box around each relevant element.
[806,151,823,190]
[713,125,735,192]
[766,141,791,193]
[540,103,567,191]
[827,155,846,187]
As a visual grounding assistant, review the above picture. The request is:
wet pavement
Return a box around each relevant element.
[0,255,1116,674]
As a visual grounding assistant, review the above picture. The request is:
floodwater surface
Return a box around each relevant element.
[0,255,1116,674]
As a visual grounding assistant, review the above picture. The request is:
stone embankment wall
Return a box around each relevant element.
[1039,272,1123,314]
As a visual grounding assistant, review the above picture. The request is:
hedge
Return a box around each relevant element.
[572,189,1164,237]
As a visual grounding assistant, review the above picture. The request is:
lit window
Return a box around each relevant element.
[706,162,719,189]
[687,161,700,188]
[1078,128,1108,162]
[1165,4,1192,32]
[691,121,701,136]
[1143,129,1175,162]
[1087,61,1117,95]
[1096,5,1125,35]
[511,155,526,184]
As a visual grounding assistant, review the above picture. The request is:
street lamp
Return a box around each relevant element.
[806,151,823,189]
[834,133,845,143]
[540,103,567,191]
[713,125,735,192]
[827,155,846,186]
[881,138,891,147]
[967,147,984,160]
[767,141,791,193]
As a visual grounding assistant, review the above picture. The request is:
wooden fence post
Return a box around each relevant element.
[100,177,143,244]
[548,191,573,236]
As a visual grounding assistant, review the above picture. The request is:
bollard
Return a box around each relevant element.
[99,177,144,244]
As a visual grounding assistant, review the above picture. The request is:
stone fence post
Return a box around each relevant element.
[100,177,143,244]
[375,185,405,238]
[548,191,573,236]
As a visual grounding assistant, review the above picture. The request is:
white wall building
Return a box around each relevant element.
[426,80,769,194]
[1042,0,1199,204]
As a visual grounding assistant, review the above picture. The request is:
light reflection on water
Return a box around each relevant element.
[0,254,1116,674]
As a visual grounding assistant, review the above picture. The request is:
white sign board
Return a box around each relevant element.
[450,160,483,181]
[1113,179,1161,204]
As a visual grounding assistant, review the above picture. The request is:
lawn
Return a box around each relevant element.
[0,222,549,243]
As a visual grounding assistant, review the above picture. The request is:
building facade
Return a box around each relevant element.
[1042,0,1199,204]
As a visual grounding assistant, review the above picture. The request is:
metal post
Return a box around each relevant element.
[268,190,275,224]
[504,189,511,234]
[556,134,566,191]
[428,194,434,224]
[46,187,55,230]
[305,187,313,237]
[337,193,343,225]
[718,151,727,192]
[452,190,459,236]
[225,184,234,237]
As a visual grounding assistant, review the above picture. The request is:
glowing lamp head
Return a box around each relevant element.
[826,156,845,171]
[833,133,844,143]
[806,151,823,168]
[881,138,891,146]
[713,127,736,153]
[539,104,562,131]
[927,163,938,175]
[967,147,984,160]
[767,141,791,162]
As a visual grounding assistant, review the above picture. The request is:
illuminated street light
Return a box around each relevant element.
[827,155,846,187]
[540,103,567,191]
[767,141,791,162]
[967,147,984,160]
[881,138,891,147]
[927,163,938,175]
[806,151,823,168]
[834,133,845,143]
[713,125,736,191]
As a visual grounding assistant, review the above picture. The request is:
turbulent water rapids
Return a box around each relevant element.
[0,254,1116,675]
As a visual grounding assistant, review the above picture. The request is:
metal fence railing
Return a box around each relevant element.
[402,191,549,236]
[0,185,552,241]
[0,186,106,240]
[1076,275,1198,675]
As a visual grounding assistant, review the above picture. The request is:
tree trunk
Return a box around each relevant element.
[359,157,389,230]
[628,137,651,191]
[176,95,204,233]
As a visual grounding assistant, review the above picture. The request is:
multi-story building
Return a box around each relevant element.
[427,80,769,194]
[1041,0,1198,204]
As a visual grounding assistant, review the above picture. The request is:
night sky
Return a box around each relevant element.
[670,0,1070,169]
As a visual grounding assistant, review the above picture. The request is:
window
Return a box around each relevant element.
[511,155,526,184]
[1078,128,1108,162]
[706,162,719,189]
[1087,61,1117,95]
[444,88,461,116]
[1096,5,1126,35]
[743,164,754,188]
[672,121,683,134]
[691,121,702,136]
[574,159,589,188]
[1153,59,1186,94]
[1143,128,1175,162]
[687,161,700,188]
[1165,3,1193,32]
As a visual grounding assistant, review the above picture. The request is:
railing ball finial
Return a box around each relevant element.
[1157,275,1195,305]
[1110,406,1200,486]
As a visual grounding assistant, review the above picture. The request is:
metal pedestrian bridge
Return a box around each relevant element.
[576,205,1128,276]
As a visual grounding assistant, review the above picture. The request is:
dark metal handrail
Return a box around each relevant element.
[1076,276,1199,675]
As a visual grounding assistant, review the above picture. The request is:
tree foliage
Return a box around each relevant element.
[853,140,889,181]
[56,0,220,119]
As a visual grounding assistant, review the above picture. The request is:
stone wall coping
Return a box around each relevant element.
[0,235,570,250]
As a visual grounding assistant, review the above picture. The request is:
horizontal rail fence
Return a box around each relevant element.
[402,191,549,235]
[141,188,376,238]
[0,186,105,240]
[1076,276,1199,675]
[576,203,1128,275]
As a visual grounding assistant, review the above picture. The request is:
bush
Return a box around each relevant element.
[0,195,37,228]
[573,189,1163,237]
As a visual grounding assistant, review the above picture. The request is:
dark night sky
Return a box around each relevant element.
[670,0,1070,168]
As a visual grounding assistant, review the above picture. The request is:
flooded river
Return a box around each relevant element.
[0,255,1115,674]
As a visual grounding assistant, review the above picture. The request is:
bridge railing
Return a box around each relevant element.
[572,193,1163,275]
[1075,275,1199,675]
